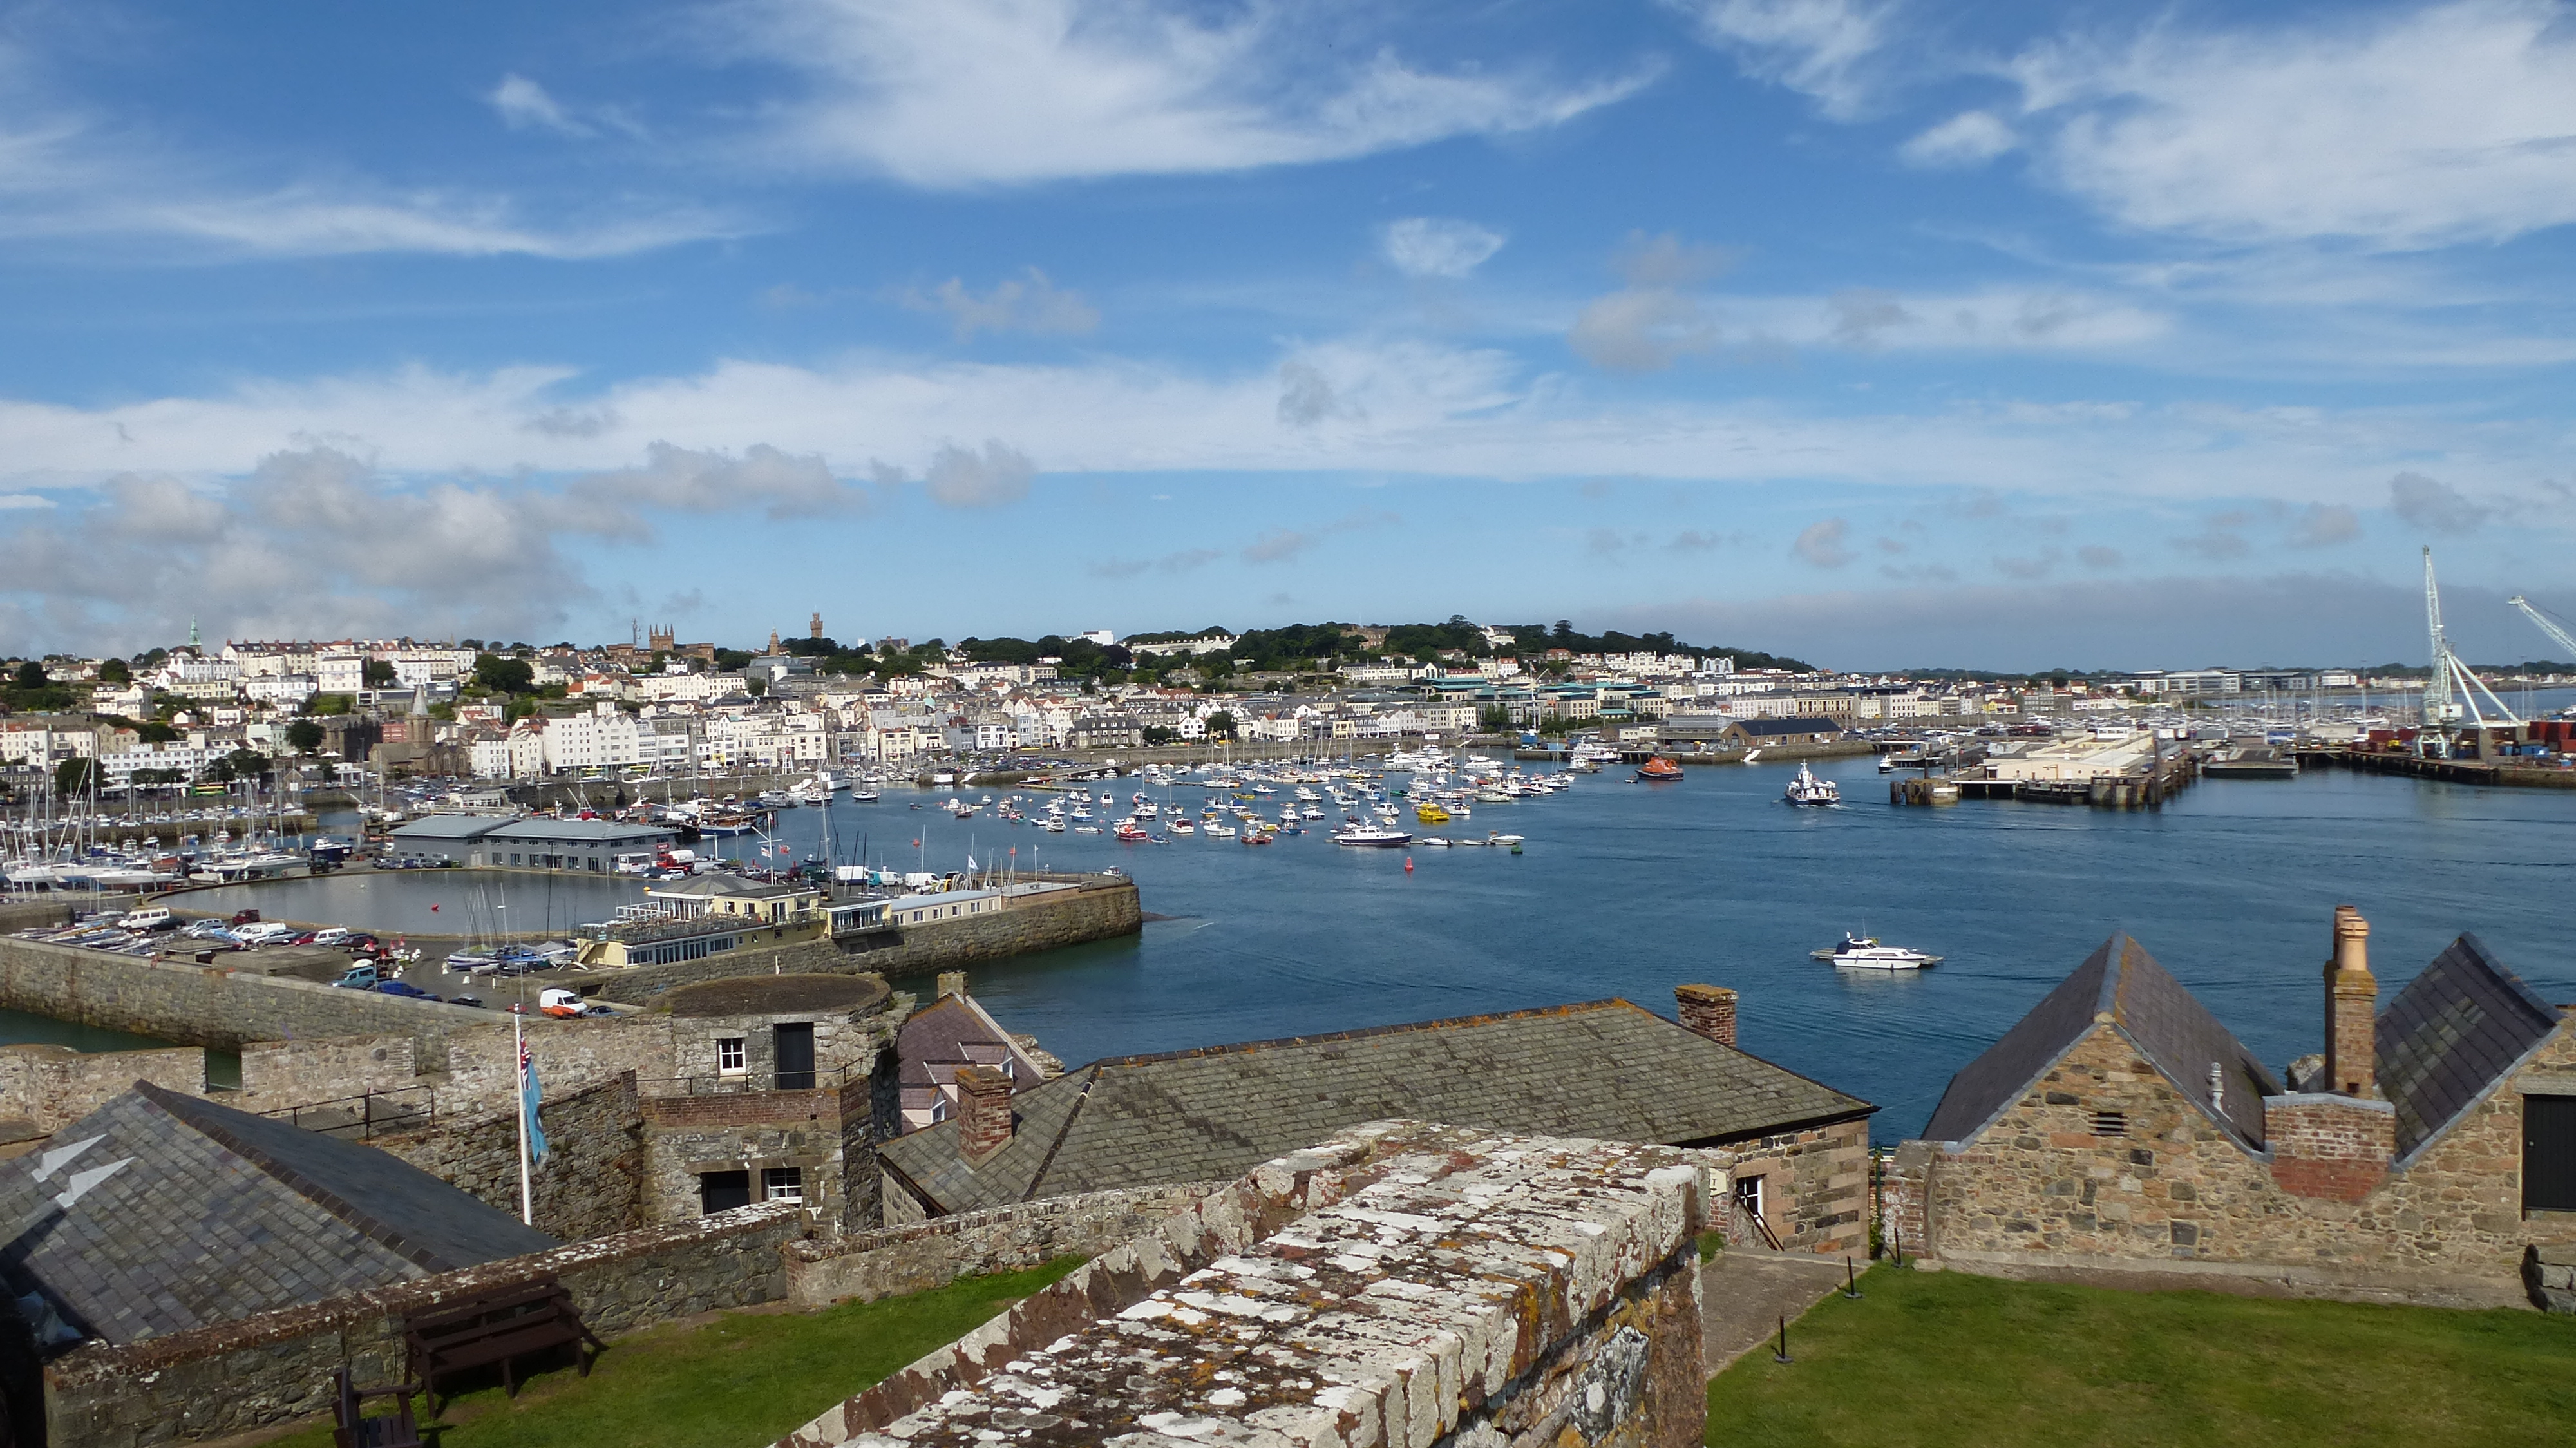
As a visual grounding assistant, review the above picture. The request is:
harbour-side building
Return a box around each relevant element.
[1882,907,2576,1309]
[387,814,676,872]
[876,987,1877,1257]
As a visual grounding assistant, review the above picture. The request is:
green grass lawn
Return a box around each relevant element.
[1707,1265,2576,1448]
[269,1259,1082,1448]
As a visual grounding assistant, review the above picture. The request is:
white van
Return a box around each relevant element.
[117,907,175,931]
[234,921,297,944]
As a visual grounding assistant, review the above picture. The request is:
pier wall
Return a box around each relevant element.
[0,936,490,1053]
[44,1200,808,1448]
[594,877,1141,1004]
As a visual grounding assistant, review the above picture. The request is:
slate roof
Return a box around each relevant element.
[877,1000,1873,1215]
[2378,933,2564,1163]
[1922,935,2280,1148]
[0,1083,556,1347]
[1730,717,1844,736]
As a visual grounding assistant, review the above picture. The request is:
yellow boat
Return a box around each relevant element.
[1415,803,1452,824]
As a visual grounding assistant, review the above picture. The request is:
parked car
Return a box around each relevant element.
[341,933,381,951]
[448,995,486,1009]
[377,980,442,1002]
[332,964,381,990]
[234,922,297,945]
[180,920,236,941]
[279,931,318,946]
[308,927,352,947]
[227,910,261,926]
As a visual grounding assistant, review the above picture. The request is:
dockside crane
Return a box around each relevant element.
[2421,546,2522,755]
[2506,593,2576,665]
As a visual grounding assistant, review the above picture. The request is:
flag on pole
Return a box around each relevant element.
[520,1035,549,1166]
[965,852,976,871]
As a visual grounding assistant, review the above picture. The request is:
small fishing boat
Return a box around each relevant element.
[1332,825,1412,848]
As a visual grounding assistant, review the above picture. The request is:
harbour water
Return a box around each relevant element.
[41,751,2576,1140]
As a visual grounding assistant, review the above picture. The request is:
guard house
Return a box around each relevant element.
[387,814,674,872]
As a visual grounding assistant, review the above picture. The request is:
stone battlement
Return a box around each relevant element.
[783,1119,1712,1448]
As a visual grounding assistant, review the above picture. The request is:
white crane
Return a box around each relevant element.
[2506,593,2576,663]
[2421,546,2520,751]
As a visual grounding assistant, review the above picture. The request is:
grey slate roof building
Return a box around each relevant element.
[2378,932,2564,1163]
[1922,931,2564,1166]
[0,1083,556,1348]
[878,999,1873,1217]
[1924,935,2280,1148]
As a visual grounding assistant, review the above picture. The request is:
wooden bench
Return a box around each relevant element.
[402,1280,605,1409]
[331,1366,422,1448]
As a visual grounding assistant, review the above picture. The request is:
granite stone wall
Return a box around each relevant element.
[0,1043,208,1132]
[1700,1118,1871,1257]
[44,1201,808,1448]
[784,1183,1220,1307]
[0,936,489,1052]
[595,879,1141,1004]
[371,1072,647,1241]
[1896,1020,2576,1306]
[781,1121,1711,1448]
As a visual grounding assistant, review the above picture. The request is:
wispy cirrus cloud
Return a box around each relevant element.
[902,268,1100,340]
[713,0,1656,187]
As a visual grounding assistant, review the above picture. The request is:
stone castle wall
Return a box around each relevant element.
[0,1043,209,1133]
[1892,1021,2576,1305]
[641,1085,852,1225]
[371,1071,647,1241]
[782,1121,1710,1448]
[44,1201,808,1448]
[783,1182,1220,1308]
[595,879,1141,1004]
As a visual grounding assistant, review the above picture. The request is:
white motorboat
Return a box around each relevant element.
[1810,933,1942,970]
[1332,826,1412,848]
[1784,763,1840,806]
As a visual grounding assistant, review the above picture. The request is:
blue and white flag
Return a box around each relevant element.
[520,1037,549,1166]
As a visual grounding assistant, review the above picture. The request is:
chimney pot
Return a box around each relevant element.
[2324,904,2378,1099]
[954,1064,1014,1163]
[1676,984,1738,1049]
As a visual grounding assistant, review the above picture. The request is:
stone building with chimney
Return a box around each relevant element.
[1881,906,2576,1308]
[877,986,1877,1259]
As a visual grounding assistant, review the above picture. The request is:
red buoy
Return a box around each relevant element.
[1403,856,1414,872]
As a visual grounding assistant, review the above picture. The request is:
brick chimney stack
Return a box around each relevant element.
[1675,984,1738,1049]
[2324,904,2378,1098]
[936,970,967,1000]
[954,1065,1014,1163]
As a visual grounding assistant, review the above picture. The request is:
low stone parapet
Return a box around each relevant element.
[784,1183,1220,1307]
[781,1120,1712,1448]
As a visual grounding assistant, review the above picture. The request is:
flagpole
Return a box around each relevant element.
[514,1012,533,1226]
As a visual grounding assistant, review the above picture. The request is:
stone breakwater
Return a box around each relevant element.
[596,875,1143,1004]
[781,1120,1713,1448]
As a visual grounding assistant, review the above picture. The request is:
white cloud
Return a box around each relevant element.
[2289,502,2361,548]
[1793,517,1854,567]
[1900,110,2016,169]
[2389,471,2489,535]
[1667,0,1895,118]
[1381,217,1506,278]
[488,75,589,137]
[922,440,1036,507]
[902,268,1100,340]
[2018,1,2576,248]
[570,441,860,521]
[718,0,1654,186]
[1569,287,1718,372]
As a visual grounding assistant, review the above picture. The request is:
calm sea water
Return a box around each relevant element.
[58,744,2576,1140]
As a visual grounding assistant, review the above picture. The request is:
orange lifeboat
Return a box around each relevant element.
[1634,755,1685,782]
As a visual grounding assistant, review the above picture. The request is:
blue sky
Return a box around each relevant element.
[1,0,2573,670]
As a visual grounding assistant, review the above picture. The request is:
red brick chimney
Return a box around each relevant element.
[2324,904,2378,1098]
[954,1064,1014,1163]
[1676,984,1738,1048]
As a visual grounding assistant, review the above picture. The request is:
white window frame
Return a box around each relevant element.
[762,1166,804,1203]
[717,1037,746,1075]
